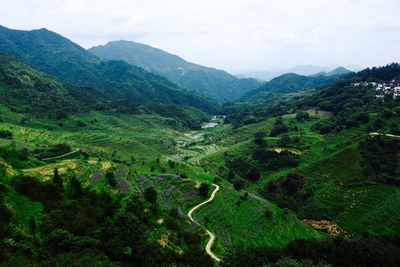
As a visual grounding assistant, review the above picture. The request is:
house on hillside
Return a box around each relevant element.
[353,79,400,100]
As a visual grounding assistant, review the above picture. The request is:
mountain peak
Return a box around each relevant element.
[89,40,261,101]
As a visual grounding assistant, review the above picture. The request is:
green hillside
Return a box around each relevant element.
[0,53,106,119]
[241,72,339,101]
[0,26,217,113]
[89,40,262,102]
[1,25,400,267]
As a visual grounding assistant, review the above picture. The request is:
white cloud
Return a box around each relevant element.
[0,0,399,72]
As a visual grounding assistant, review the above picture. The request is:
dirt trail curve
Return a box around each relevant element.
[42,148,80,161]
[187,183,222,262]
[370,132,400,138]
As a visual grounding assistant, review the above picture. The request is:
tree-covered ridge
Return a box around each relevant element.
[0,53,210,129]
[89,40,262,102]
[1,23,400,267]
[347,63,400,82]
[224,63,400,129]
[0,53,105,119]
[240,72,340,101]
[300,63,400,134]
[0,25,218,113]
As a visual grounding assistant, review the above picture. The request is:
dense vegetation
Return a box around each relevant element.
[240,72,340,101]
[0,26,218,114]
[1,173,212,266]
[224,235,400,267]
[0,53,105,119]
[89,40,262,102]
[0,52,210,129]
[0,25,400,267]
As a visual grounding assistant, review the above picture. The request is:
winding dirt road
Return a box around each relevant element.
[188,183,222,262]
[42,148,80,161]
[370,132,400,138]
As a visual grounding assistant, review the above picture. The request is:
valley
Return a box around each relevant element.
[0,23,399,267]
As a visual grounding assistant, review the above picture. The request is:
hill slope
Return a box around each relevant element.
[89,40,262,102]
[241,73,339,101]
[0,53,105,119]
[0,25,217,113]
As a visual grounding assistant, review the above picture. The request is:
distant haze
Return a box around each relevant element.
[0,0,399,73]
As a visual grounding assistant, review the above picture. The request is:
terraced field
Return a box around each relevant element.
[134,174,203,212]
[194,183,322,255]
[2,106,399,261]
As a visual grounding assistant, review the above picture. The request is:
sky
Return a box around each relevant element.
[1,0,399,73]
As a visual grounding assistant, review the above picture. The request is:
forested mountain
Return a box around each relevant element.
[0,53,106,119]
[0,26,217,113]
[347,63,400,82]
[226,63,400,128]
[89,40,262,102]
[240,72,340,101]
[1,22,400,267]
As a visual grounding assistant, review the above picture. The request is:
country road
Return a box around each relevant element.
[188,183,222,262]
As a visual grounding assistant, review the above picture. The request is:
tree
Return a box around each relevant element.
[144,187,157,203]
[283,173,302,195]
[374,118,384,130]
[227,170,235,181]
[247,169,261,181]
[278,135,291,147]
[0,130,13,139]
[254,131,266,145]
[199,183,210,197]
[168,160,176,169]
[233,179,246,191]
[296,111,310,122]
[29,216,36,234]
[240,192,249,201]
[52,168,63,192]
[356,112,369,123]
[265,209,273,219]
[70,176,82,197]
[106,172,117,188]
[270,124,288,137]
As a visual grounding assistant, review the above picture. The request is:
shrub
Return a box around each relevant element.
[0,130,13,139]
[144,187,157,203]
[199,183,210,197]
[296,111,310,122]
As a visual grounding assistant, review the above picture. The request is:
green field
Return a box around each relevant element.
[1,106,400,261]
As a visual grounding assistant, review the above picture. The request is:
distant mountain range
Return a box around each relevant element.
[89,40,262,102]
[238,65,354,81]
[0,25,356,117]
[0,25,217,114]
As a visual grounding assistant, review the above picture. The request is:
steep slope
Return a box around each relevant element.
[0,53,105,119]
[0,26,217,113]
[89,40,262,102]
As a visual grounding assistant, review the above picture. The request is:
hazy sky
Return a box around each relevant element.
[1,0,399,73]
